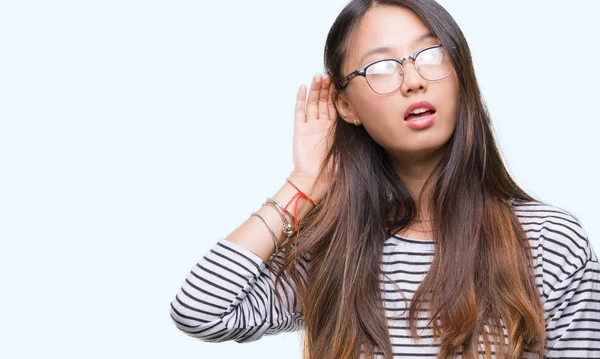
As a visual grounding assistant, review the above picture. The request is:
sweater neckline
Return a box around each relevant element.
[392,233,435,246]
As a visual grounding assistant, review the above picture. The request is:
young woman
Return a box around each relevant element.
[170,0,600,358]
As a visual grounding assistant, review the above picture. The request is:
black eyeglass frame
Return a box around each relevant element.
[339,44,457,93]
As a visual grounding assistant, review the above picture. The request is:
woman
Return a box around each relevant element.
[169,0,600,358]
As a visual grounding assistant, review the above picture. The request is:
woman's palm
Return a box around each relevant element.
[293,74,338,180]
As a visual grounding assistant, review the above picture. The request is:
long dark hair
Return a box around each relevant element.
[269,1,546,358]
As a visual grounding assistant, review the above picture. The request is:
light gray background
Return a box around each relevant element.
[1,1,598,358]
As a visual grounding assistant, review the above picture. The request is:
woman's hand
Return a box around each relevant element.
[291,73,338,185]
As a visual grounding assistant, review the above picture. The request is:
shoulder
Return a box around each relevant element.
[510,198,591,260]
[509,198,597,299]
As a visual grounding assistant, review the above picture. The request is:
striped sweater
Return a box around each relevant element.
[169,199,600,358]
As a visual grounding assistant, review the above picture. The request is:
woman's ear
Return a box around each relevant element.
[334,92,360,125]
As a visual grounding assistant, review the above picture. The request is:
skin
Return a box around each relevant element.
[334,5,460,238]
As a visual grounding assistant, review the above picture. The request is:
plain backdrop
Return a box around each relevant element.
[1,1,598,358]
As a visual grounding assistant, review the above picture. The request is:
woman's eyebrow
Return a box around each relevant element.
[359,32,436,63]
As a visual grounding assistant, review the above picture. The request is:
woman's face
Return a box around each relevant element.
[336,5,459,160]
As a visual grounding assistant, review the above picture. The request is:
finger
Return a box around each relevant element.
[306,74,322,121]
[318,74,330,120]
[327,82,337,121]
[294,84,307,125]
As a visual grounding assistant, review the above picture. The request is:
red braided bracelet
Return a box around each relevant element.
[284,177,319,230]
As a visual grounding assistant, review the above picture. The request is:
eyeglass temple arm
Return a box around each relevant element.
[340,71,361,88]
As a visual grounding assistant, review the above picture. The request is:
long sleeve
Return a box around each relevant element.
[539,210,600,358]
[169,238,308,343]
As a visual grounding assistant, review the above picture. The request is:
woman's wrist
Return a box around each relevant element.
[287,171,329,204]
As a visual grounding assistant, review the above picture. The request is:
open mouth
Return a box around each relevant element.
[405,110,436,121]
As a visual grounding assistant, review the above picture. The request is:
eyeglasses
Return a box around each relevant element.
[339,44,456,95]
